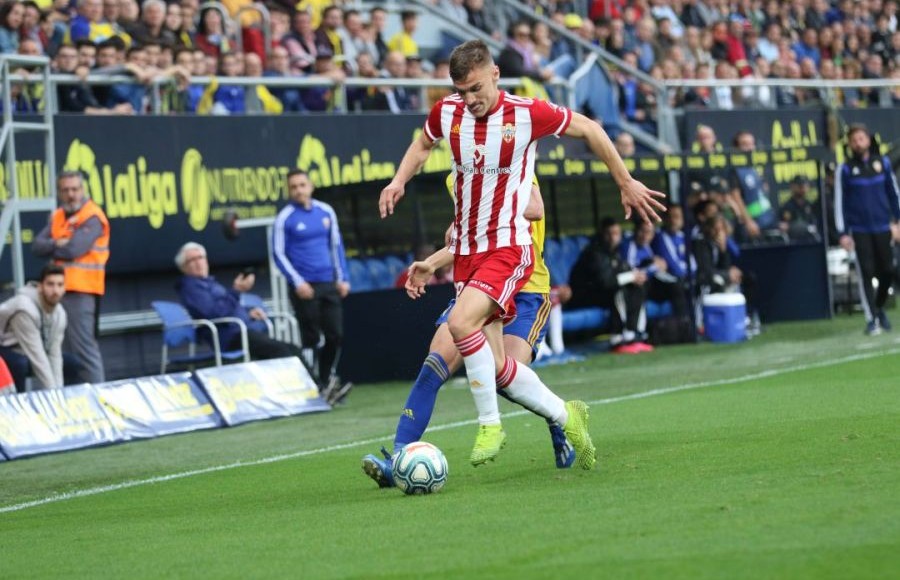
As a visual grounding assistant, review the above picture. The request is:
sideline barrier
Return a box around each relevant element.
[95,373,224,440]
[195,358,330,426]
[0,385,124,459]
[0,358,329,461]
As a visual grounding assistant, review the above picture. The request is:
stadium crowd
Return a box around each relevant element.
[1,0,898,115]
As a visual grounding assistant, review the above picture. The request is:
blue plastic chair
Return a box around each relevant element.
[347,259,374,293]
[365,258,393,290]
[151,301,250,373]
[240,292,301,346]
[383,255,408,286]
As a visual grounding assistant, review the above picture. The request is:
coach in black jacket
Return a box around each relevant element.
[568,217,648,347]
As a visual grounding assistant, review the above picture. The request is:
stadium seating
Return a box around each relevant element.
[365,258,394,290]
[347,259,375,293]
[151,301,250,373]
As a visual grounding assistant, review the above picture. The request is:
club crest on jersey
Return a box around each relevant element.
[322,217,331,229]
[873,159,882,173]
[502,123,516,143]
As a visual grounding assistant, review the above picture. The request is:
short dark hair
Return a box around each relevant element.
[847,123,869,139]
[732,130,754,146]
[600,216,618,232]
[401,10,417,21]
[287,169,308,181]
[74,38,96,51]
[39,264,65,282]
[57,170,83,185]
[449,40,493,82]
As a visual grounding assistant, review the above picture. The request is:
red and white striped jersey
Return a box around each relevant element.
[424,91,572,255]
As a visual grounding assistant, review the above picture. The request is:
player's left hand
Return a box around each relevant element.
[405,261,435,299]
[336,281,350,298]
[379,182,405,218]
[619,178,667,223]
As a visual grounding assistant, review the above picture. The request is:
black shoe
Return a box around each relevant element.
[877,310,892,332]
[326,380,353,406]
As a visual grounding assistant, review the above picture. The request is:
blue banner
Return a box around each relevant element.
[195,357,330,426]
[0,386,124,459]
[94,373,224,440]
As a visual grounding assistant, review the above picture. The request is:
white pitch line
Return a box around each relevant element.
[1,347,897,515]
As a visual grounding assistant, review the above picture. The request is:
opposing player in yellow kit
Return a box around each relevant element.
[362,176,594,487]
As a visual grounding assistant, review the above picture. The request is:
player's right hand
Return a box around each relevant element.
[839,234,854,251]
[405,261,435,299]
[379,182,405,218]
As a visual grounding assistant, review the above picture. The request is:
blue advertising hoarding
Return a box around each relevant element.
[195,357,330,426]
[0,385,124,459]
[95,373,224,440]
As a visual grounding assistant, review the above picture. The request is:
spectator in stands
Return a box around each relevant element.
[131,0,174,47]
[195,6,232,58]
[272,169,350,391]
[793,27,822,68]
[465,0,498,40]
[498,21,554,85]
[425,57,451,109]
[835,124,900,335]
[165,2,191,48]
[0,1,24,54]
[779,175,821,241]
[104,45,151,112]
[199,51,283,115]
[369,50,414,113]
[633,17,660,72]
[267,4,290,47]
[680,0,711,28]
[284,9,316,75]
[387,9,419,58]
[70,0,130,46]
[315,5,348,69]
[368,6,388,66]
[32,171,110,383]
[0,265,67,392]
[301,52,340,111]
[54,43,134,114]
[615,132,636,158]
[346,51,379,111]
[395,243,453,288]
[681,25,711,65]
[568,217,653,353]
[264,45,304,112]
[340,8,369,74]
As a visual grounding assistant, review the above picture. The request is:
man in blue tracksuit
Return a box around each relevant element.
[834,124,900,335]
[273,170,351,390]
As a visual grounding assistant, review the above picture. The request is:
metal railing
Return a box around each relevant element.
[0,55,57,289]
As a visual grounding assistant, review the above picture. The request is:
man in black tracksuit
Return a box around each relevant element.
[568,217,650,351]
[834,124,900,335]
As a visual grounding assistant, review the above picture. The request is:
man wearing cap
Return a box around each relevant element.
[835,124,900,335]
[780,175,821,241]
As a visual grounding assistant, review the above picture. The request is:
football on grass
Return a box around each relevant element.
[392,441,449,495]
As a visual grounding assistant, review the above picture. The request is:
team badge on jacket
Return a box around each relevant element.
[322,217,331,228]
[502,123,516,143]
[873,159,882,173]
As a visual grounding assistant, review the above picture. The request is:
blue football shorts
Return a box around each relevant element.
[435,292,552,359]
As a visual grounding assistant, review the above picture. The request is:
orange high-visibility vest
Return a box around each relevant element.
[50,200,110,295]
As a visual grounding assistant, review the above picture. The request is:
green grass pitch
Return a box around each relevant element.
[2,314,899,579]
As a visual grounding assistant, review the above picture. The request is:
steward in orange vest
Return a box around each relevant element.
[49,199,110,295]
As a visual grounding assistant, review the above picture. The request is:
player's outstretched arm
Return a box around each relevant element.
[564,112,667,223]
[379,133,439,218]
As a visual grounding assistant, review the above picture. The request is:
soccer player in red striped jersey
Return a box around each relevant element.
[379,40,665,467]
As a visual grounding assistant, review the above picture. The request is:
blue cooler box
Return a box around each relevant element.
[702,293,746,343]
